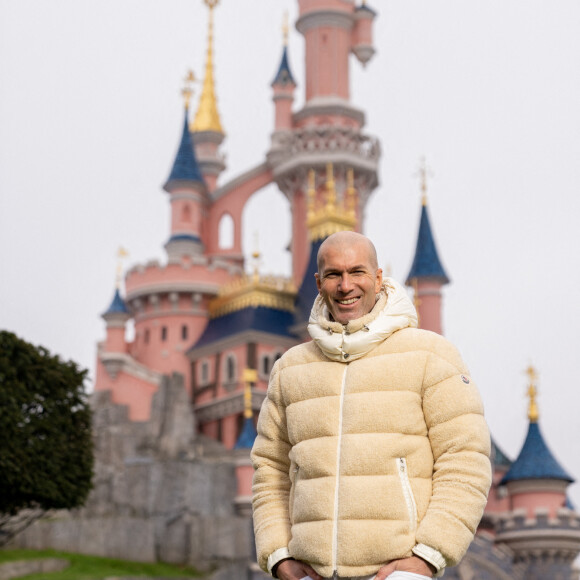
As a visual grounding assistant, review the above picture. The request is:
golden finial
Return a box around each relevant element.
[181,69,196,109]
[116,247,129,288]
[192,0,224,133]
[325,163,337,211]
[283,11,289,46]
[242,368,258,419]
[415,156,433,206]
[525,365,539,423]
[345,168,356,217]
[251,231,261,281]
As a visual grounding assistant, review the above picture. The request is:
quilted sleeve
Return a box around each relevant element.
[415,338,492,567]
[251,360,293,573]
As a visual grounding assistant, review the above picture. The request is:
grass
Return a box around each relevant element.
[0,549,203,579]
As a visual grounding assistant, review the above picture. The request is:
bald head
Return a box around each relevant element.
[317,231,379,274]
[314,231,383,323]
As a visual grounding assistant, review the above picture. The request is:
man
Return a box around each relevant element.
[251,231,491,580]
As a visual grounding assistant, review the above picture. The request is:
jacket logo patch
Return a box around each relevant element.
[461,374,470,384]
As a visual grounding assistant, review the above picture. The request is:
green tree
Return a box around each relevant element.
[0,331,93,544]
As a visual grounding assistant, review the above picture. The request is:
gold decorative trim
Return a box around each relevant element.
[209,273,296,317]
[307,163,357,242]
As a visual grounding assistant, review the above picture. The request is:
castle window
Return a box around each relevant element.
[182,204,192,223]
[161,326,167,341]
[224,353,237,383]
[181,325,188,341]
[218,213,234,250]
[144,329,150,344]
[200,360,209,385]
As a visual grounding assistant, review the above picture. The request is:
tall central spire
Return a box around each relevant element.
[192,0,224,134]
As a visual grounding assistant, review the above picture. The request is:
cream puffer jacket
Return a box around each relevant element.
[251,279,491,578]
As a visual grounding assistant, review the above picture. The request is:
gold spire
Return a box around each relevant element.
[181,69,196,109]
[525,364,539,423]
[242,368,258,418]
[306,165,358,242]
[191,0,224,134]
[282,11,289,46]
[116,247,129,288]
[415,156,433,206]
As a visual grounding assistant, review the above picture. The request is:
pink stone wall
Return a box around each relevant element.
[94,358,159,422]
[511,491,567,518]
[105,326,128,354]
[416,280,444,335]
[206,167,273,257]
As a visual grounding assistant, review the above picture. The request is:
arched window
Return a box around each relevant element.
[200,359,210,385]
[144,329,150,344]
[218,213,234,249]
[224,353,237,383]
[161,326,168,341]
[182,204,192,223]
[181,325,188,341]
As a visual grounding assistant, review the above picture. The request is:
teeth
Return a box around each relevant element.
[337,298,359,305]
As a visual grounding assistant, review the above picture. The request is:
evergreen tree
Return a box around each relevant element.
[0,330,93,543]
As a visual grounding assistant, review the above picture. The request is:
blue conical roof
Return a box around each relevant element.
[234,416,258,449]
[164,107,205,191]
[501,422,574,484]
[103,288,129,315]
[406,203,450,285]
[295,239,323,326]
[272,45,296,87]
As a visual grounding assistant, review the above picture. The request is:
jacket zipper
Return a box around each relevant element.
[397,457,418,532]
[331,365,348,573]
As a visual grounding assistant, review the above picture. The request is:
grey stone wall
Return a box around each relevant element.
[14,374,255,576]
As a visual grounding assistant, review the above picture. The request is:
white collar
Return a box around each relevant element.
[307,278,418,362]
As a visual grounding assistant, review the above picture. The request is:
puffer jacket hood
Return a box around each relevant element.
[308,277,418,362]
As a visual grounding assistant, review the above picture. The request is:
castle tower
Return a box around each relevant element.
[271,15,297,132]
[101,288,130,362]
[266,0,380,286]
[191,0,226,194]
[163,92,209,261]
[494,366,580,579]
[405,160,449,334]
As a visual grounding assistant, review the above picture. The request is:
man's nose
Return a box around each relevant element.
[338,273,353,291]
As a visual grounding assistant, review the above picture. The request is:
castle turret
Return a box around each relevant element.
[352,2,377,66]
[271,16,297,132]
[101,287,130,357]
[495,366,580,577]
[191,0,226,193]
[406,161,449,334]
[164,95,208,261]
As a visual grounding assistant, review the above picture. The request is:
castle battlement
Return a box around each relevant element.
[498,508,580,533]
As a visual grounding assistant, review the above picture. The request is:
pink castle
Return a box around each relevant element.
[95,1,580,577]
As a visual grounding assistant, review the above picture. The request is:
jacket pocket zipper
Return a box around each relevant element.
[397,457,418,532]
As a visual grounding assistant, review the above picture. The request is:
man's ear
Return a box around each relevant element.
[315,273,322,293]
[375,268,383,292]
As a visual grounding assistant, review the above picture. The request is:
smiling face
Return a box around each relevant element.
[315,232,383,325]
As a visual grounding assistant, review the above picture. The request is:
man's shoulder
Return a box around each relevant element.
[278,340,325,368]
[381,327,460,357]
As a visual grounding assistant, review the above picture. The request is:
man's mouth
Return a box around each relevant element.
[336,297,360,305]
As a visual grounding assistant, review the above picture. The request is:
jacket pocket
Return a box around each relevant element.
[397,457,418,533]
[289,463,299,524]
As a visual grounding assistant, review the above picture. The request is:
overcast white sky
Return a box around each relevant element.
[2,0,580,506]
